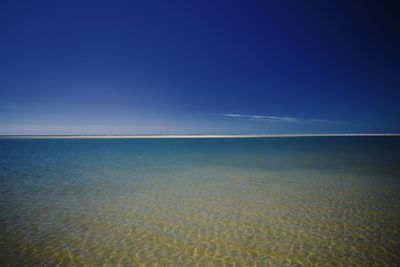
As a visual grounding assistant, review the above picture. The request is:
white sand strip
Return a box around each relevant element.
[1,134,399,139]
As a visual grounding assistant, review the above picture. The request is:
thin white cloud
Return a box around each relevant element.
[212,113,301,123]
[199,113,358,125]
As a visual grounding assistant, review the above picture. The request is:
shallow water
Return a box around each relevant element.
[1,137,400,266]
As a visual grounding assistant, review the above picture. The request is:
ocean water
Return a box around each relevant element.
[0,137,400,266]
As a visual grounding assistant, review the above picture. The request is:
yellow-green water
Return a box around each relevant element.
[1,137,400,266]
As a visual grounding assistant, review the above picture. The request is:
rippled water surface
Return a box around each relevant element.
[1,137,400,266]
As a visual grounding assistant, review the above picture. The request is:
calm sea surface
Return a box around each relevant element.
[1,137,400,266]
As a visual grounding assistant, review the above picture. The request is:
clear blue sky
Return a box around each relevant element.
[1,0,399,134]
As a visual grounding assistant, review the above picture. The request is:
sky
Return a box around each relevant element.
[0,0,399,135]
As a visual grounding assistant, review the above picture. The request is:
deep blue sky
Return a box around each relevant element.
[1,0,399,134]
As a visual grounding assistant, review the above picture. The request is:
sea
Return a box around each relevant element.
[0,136,400,266]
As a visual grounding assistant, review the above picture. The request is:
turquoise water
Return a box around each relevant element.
[1,137,400,266]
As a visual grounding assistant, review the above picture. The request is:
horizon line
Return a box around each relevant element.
[1,133,400,139]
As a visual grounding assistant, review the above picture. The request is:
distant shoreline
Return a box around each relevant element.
[1,134,399,139]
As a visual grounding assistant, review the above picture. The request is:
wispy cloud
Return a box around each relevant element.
[198,113,359,126]
[204,113,301,123]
